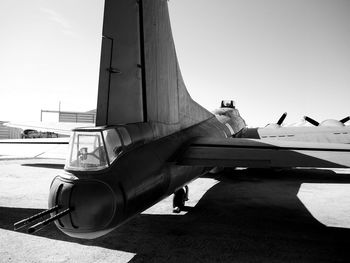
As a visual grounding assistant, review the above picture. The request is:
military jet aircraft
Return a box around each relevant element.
[12,0,350,239]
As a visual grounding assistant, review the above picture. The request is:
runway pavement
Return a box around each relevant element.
[0,158,350,262]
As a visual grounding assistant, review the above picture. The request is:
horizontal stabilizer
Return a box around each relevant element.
[0,138,69,160]
[179,138,350,168]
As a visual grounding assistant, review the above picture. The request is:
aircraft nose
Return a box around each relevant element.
[49,175,116,239]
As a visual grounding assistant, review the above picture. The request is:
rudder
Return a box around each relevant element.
[96,0,213,137]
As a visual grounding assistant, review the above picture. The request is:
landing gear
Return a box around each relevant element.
[209,166,224,174]
[173,186,189,213]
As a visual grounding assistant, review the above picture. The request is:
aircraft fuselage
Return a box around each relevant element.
[49,117,227,239]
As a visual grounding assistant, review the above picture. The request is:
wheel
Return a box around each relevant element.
[172,186,188,213]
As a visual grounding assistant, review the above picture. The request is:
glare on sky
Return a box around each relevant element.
[1,0,350,126]
[0,0,104,122]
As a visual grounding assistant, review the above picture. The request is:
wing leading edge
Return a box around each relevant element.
[179,138,350,168]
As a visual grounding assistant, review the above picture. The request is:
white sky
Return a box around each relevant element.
[0,0,350,126]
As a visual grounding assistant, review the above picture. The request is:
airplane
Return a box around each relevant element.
[235,112,350,144]
[12,0,350,240]
[3,120,92,137]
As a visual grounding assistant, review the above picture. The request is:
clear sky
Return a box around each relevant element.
[1,0,350,127]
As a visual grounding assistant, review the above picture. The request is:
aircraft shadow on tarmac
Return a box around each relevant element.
[1,168,350,262]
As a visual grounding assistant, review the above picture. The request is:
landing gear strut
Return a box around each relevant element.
[173,185,189,213]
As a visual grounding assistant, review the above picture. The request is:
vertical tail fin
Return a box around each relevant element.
[96,0,212,137]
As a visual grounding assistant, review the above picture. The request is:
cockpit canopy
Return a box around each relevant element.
[66,127,131,171]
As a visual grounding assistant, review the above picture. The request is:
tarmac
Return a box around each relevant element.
[1,157,350,262]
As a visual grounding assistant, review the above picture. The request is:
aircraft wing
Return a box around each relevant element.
[0,138,69,160]
[4,121,93,136]
[179,137,350,168]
